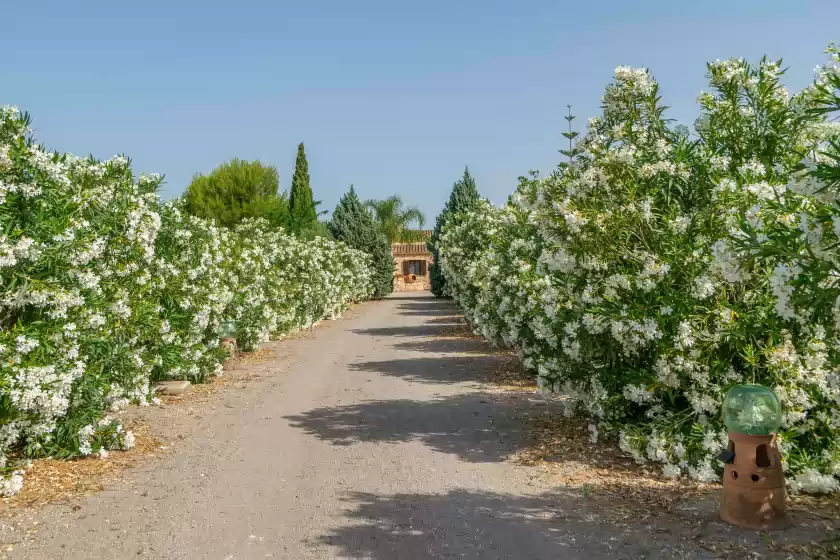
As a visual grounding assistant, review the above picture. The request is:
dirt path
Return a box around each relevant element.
[0,293,834,559]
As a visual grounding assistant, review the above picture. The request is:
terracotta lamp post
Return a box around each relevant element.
[718,384,786,530]
[219,320,239,370]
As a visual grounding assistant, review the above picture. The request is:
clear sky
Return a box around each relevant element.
[3,0,837,222]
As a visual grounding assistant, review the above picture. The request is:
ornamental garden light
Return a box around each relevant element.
[718,384,786,529]
[219,320,240,370]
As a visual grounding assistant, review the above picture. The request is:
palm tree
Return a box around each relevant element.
[364,196,426,243]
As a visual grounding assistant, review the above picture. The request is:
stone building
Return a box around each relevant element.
[392,231,433,292]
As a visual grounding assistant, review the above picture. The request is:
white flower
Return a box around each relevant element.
[588,423,599,443]
[746,181,784,201]
[122,430,136,450]
[688,459,719,482]
[788,468,840,494]
[713,177,737,196]
[78,424,95,456]
[710,240,750,283]
[0,472,25,497]
[675,321,695,350]
[639,198,653,221]
[110,297,131,319]
[692,275,716,299]
[15,335,39,354]
[668,215,691,235]
[623,383,653,404]
[662,464,682,478]
[737,159,766,178]
[769,263,802,321]
[687,391,718,415]
[87,313,106,328]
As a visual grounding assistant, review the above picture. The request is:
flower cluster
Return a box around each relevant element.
[438,45,840,494]
[0,107,373,494]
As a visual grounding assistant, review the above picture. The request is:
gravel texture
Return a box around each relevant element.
[0,293,835,559]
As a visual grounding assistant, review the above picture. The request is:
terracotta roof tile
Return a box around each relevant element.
[391,242,430,255]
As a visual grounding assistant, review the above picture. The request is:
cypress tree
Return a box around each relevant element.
[330,186,394,298]
[289,142,317,234]
[429,167,480,297]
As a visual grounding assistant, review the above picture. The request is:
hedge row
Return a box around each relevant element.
[438,47,840,493]
[0,108,373,495]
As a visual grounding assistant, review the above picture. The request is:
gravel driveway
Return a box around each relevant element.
[1,293,831,559]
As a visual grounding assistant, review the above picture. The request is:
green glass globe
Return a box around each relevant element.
[722,384,782,435]
[218,320,237,339]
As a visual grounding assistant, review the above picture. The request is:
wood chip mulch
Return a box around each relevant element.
[512,371,840,523]
[516,412,717,516]
[0,423,163,514]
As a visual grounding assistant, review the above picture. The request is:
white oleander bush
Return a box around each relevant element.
[0,107,373,495]
[439,45,840,493]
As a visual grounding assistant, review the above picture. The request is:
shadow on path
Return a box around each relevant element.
[387,294,443,302]
[396,308,460,317]
[422,315,468,325]
[352,325,460,337]
[315,486,840,560]
[397,301,457,312]
[317,489,696,559]
[349,355,519,385]
[392,338,496,355]
[285,392,555,463]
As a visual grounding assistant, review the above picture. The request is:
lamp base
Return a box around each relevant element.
[721,483,787,530]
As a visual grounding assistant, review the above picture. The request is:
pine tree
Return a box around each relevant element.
[289,142,318,234]
[183,158,289,229]
[330,186,394,298]
[428,167,480,297]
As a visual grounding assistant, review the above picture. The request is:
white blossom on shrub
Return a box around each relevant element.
[438,45,840,493]
[0,107,374,495]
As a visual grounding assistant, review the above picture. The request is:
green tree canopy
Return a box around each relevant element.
[183,158,289,229]
[429,167,480,296]
[364,196,426,243]
[330,186,394,298]
[289,142,319,234]
[296,220,333,241]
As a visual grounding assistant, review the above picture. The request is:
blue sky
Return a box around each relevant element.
[3,0,837,222]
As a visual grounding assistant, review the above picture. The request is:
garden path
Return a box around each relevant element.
[2,293,806,559]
